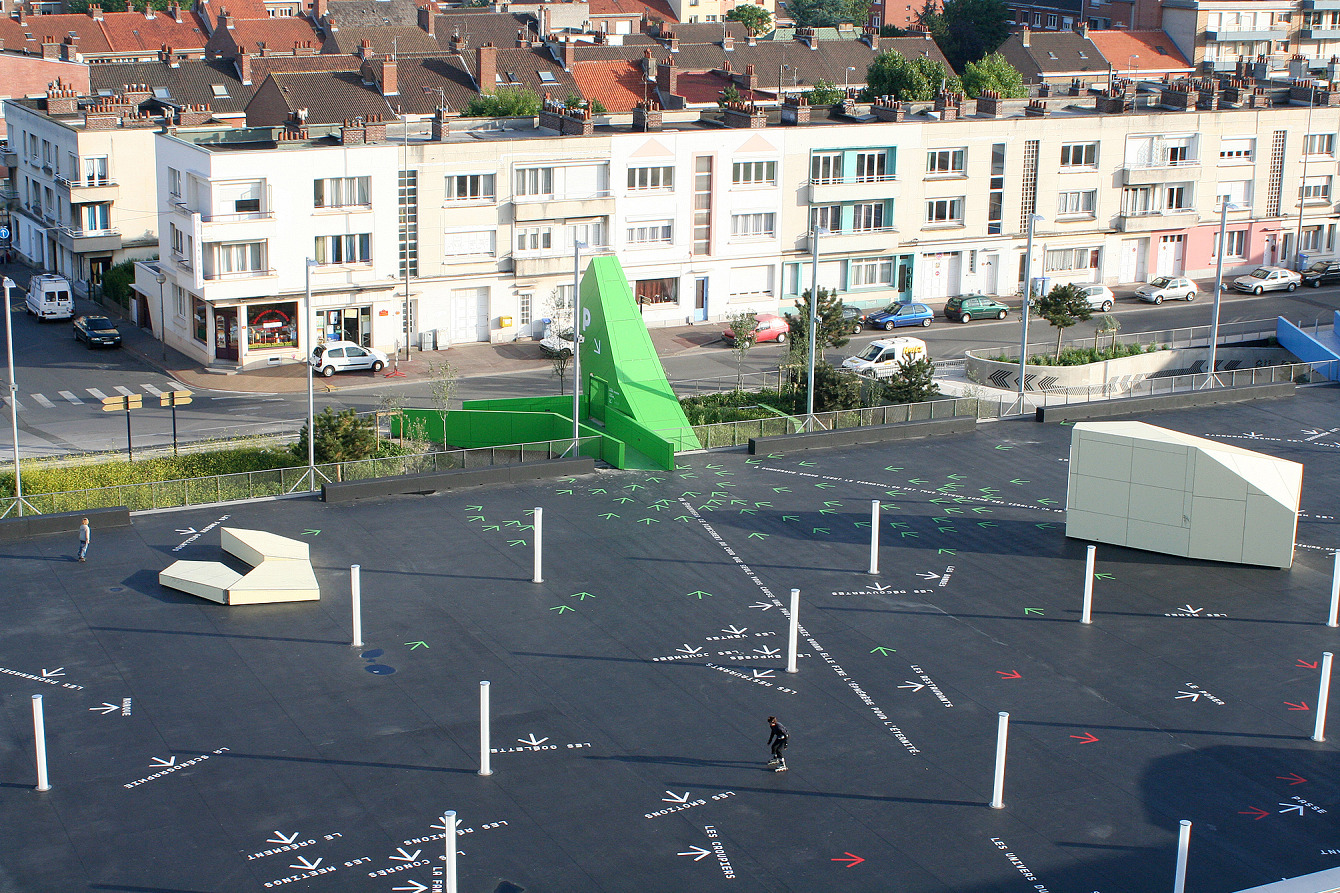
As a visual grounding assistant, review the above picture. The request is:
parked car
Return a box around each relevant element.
[1233,266,1300,294]
[26,274,73,320]
[723,313,789,345]
[1135,276,1198,304]
[1077,284,1115,312]
[840,337,929,378]
[311,340,388,377]
[841,305,867,334]
[944,295,1009,323]
[72,315,122,348]
[1302,259,1340,288]
[540,324,575,358]
[864,302,934,330]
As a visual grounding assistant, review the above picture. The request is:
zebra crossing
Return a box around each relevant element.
[3,383,178,413]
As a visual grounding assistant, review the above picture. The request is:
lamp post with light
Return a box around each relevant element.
[154,268,167,361]
[1207,200,1244,387]
[570,240,588,457]
[2,276,31,517]
[805,225,827,428]
[1017,213,1044,414]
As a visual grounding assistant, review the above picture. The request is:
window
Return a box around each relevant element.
[730,212,776,237]
[192,297,207,343]
[852,202,886,231]
[634,277,678,306]
[442,230,496,258]
[445,173,495,202]
[988,143,1005,235]
[926,148,966,175]
[1060,143,1097,167]
[627,220,673,244]
[925,197,964,224]
[1301,226,1323,252]
[173,283,187,317]
[211,83,229,98]
[1212,229,1247,258]
[1057,190,1096,216]
[732,161,777,186]
[1219,138,1255,161]
[567,219,605,249]
[1044,247,1100,272]
[83,156,109,186]
[1304,134,1335,156]
[811,152,843,184]
[1302,176,1332,203]
[855,151,889,182]
[170,223,186,257]
[515,226,553,252]
[519,292,533,326]
[1046,13,1057,27]
[1215,180,1253,210]
[314,176,371,208]
[79,203,110,231]
[208,241,265,277]
[1164,185,1189,210]
[1122,187,1153,215]
[849,256,894,287]
[515,167,553,197]
[314,233,371,264]
[627,166,674,190]
[168,167,182,198]
[811,205,842,232]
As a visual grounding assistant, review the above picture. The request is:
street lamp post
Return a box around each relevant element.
[1208,200,1243,387]
[570,240,588,456]
[1127,54,1140,79]
[845,67,856,92]
[806,225,827,428]
[1017,214,1044,414]
[2,276,29,518]
[304,258,318,491]
[1295,81,1317,271]
[154,269,167,361]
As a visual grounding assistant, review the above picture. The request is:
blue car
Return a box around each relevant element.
[864,302,933,331]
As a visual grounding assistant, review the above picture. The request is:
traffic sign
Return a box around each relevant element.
[101,393,143,412]
[159,389,192,407]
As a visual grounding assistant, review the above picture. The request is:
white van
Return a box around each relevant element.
[841,337,929,378]
[26,274,73,321]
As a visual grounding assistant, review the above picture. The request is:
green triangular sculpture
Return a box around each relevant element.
[578,254,701,454]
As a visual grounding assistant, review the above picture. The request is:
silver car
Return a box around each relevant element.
[1135,276,1197,304]
[1232,266,1300,294]
[311,340,388,377]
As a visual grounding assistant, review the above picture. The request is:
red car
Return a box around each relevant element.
[723,313,790,345]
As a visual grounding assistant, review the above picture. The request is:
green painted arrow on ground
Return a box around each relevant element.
[700,505,715,512]
[615,497,635,504]
[824,500,843,507]
[590,488,607,494]
[1010,479,1029,485]
[646,476,665,483]
[638,518,658,525]
[706,464,724,470]
[938,549,956,555]
[907,478,928,484]
[405,641,428,649]
[944,507,964,514]
[901,531,920,538]
[680,472,698,478]
[468,515,486,522]
[674,515,692,522]
[688,590,713,599]
[933,516,951,524]
[730,499,748,505]
[570,592,595,600]
[599,513,619,520]
[505,520,524,527]
[870,647,896,656]
[890,522,910,529]
[746,458,762,465]
[813,527,831,535]
[929,497,951,504]
[971,507,993,514]
[681,491,700,498]
[649,504,666,511]
[1036,523,1056,530]
[711,491,730,498]
[1024,607,1044,615]
[1038,498,1057,505]
[977,521,998,528]
[937,528,957,535]
[854,521,871,528]
[507,539,527,547]
[799,461,816,467]
[772,487,791,493]
[715,471,733,476]
[625,483,644,491]
[748,532,769,539]
[302,529,321,536]
[466,505,483,511]
[820,509,836,515]
[550,605,574,614]
[740,509,757,515]
[1094,572,1115,580]
[949,473,967,480]
[885,490,901,497]
[768,452,785,458]
[754,501,772,508]
[782,515,800,521]
[483,525,501,532]
[556,489,574,495]
[995,444,1014,450]
[816,483,835,489]
[885,466,904,472]
[938,483,963,491]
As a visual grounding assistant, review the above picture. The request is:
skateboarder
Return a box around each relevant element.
[767,716,788,771]
[77,518,90,562]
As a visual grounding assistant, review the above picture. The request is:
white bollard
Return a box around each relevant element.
[1313,652,1334,742]
[867,500,880,575]
[350,564,363,648]
[1328,552,1339,628]
[443,810,458,893]
[989,712,1009,809]
[1172,820,1192,893]
[478,681,493,776]
[1081,545,1096,625]
[532,507,543,584]
[786,588,800,674]
[32,694,50,792]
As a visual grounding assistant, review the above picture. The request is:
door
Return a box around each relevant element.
[215,308,238,361]
[1264,235,1277,266]
[1156,235,1184,276]
[982,253,999,295]
[693,277,708,322]
[449,288,489,344]
[1119,238,1147,283]
[343,307,371,346]
[589,375,608,423]
[922,253,961,300]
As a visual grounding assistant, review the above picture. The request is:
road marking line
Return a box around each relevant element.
[3,396,25,412]
[58,390,83,404]
[113,386,136,397]
[141,384,164,396]
[87,388,108,400]
[30,393,55,408]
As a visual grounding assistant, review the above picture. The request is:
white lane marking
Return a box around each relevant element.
[141,384,164,397]
[3,396,25,412]
[58,390,84,404]
[113,386,136,397]
[86,388,108,400]
[31,393,55,408]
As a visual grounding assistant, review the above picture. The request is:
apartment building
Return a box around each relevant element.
[142,87,1336,370]
[1161,0,1340,71]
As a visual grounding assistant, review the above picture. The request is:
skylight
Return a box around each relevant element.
[211,83,229,97]
[1155,45,1168,54]
[1047,51,1057,59]
[538,70,556,83]
[153,87,171,99]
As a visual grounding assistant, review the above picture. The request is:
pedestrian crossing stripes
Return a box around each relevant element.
[87,388,108,400]
[58,390,84,405]
[31,394,55,408]
[141,384,164,397]
[3,385,187,413]
[113,386,136,397]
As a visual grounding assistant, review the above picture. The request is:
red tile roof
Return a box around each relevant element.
[570,57,649,112]
[1085,29,1192,73]
[225,17,322,54]
[587,0,678,21]
[675,71,764,105]
[90,8,210,53]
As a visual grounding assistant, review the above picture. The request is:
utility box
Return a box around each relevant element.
[499,315,513,328]
[418,330,437,351]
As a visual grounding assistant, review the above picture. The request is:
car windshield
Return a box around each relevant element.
[313,345,326,358]
[879,304,900,315]
[1309,261,1330,272]
[559,329,573,340]
[1149,277,1172,288]
[1249,268,1270,279]
[86,317,114,329]
[856,344,884,361]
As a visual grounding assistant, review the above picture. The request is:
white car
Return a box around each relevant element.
[1078,284,1115,312]
[540,324,575,358]
[311,340,388,377]
[1233,266,1301,294]
[1135,276,1198,304]
[840,337,928,378]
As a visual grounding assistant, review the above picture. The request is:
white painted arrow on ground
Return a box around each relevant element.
[867,583,892,592]
[916,572,941,581]
[41,668,65,678]
[678,846,712,861]
[749,602,774,610]
[752,669,775,679]
[176,527,197,535]
[289,856,322,871]
[518,734,549,746]
[149,756,176,767]
[677,645,704,655]
[753,646,780,656]
[392,882,429,893]
[1177,605,1203,614]
[268,831,300,845]
[89,703,118,714]
[1175,691,1202,701]
[389,848,421,862]
[1279,803,1306,816]
[722,625,748,635]
[899,681,926,692]
[662,791,692,804]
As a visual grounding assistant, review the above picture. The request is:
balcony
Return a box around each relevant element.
[0,145,16,168]
[513,246,612,278]
[512,193,614,223]
[57,226,122,252]
[809,227,899,254]
[1301,27,1340,38]
[56,176,121,203]
[1205,26,1286,41]
[1122,160,1200,185]
[1116,209,1198,233]
[809,175,900,205]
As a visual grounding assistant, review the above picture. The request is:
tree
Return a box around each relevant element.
[960,52,1026,98]
[564,93,608,114]
[724,311,761,389]
[787,0,869,28]
[882,356,941,404]
[294,407,377,464]
[861,53,961,102]
[1034,282,1093,360]
[718,83,744,107]
[805,79,847,106]
[427,360,459,446]
[465,86,540,117]
[934,0,1010,70]
[784,286,850,363]
[794,363,863,412]
[550,350,572,395]
[726,3,773,34]
[377,392,407,447]
[100,259,137,309]
[1093,314,1121,354]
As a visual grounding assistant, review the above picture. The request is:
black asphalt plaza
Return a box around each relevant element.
[3,389,1340,893]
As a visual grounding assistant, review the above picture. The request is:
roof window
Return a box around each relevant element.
[211,83,229,97]
[1154,45,1167,54]
[538,70,556,83]
[153,87,171,99]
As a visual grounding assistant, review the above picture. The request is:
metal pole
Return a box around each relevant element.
[305,259,316,491]
[1313,651,1333,742]
[867,499,880,575]
[1017,215,1041,414]
[1328,551,1339,628]
[124,405,133,462]
[805,226,825,428]
[1173,820,1191,893]
[4,277,24,516]
[478,681,493,776]
[1081,544,1096,624]
[786,588,800,674]
[401,78,412,364]
[443,810,458,893]
[989,711,1009,809]
[570,242,585,456]
[171,403,179,457]
[1208,198,1230,387]
[532,506,543,583]
[1296,84,1315,272]
[350,564,363,648]
[32,694,50,791]
[156,272,168,361]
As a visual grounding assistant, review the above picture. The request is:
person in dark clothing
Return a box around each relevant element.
[767,716,788,771]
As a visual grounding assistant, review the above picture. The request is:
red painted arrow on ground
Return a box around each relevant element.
[1239,807,1270,820]
[831,853,865,868]
[1286,701,1311,711]
[1069,732,1099,744]
[1277,773,1307,785]
[1297,659,1319,669]
[996,670,1022,679]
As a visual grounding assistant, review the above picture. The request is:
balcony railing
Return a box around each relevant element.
[513,189,611,204]
[199,209,275,223]
[1125,157,1200,170]
[809,174,898,185]
[201,267,276,282]
[55,175,117,189]
[61,225,119,239]
[1121,207,1196,217]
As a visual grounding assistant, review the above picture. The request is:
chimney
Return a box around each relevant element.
[656,56,678,96]
[45,80,79,116]
[723,33,733,51]
[61,35,80,61]
[123,82,153,105]
[431,106,450,139]
[516,29,527,48]
[170,3,183,22]
[293,40,317,55]
[747,33,757,47]
[871,95,905,121]
[177,103,213,125]
[780,93,810,125]
[861,25,876,49]
[476,43,497,90]
[219,10,234,29]
[449,28,461,54]
[41,35,60,59]
[381,56,398,96]
[16,3,25,23]
[237,49,251,84]
[124,0,133,12]
[1021,24,1030,47]
[312,0,327,21]
[561,36,576,71]
[667,30,678,52]
[418,3,435,37]
[1077,21,1088,37]
[632,99,662,131]
[976,88,1001,117]
[145,4,155,20]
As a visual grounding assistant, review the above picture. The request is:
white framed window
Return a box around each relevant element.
[168,167,182,198]
[1044,247,1100,272]
[1302,226,1324,251]
[170,223,186,257]
[627,166,674,190]
[313,176,370,208]
[926,148,966,175]
[1057,190,1096,216]
[849,256,894,287]
[855,151,890,182]
[1212,229,1247,258]
[83,156,109,186]
[1164,185,1190,210]
[443,229,496,258]
[1304,133,1335,156]
[811,205,842,232]
[626,220,673,245]
[515,226,553,252]
[732,161,777,186]
[515,167,554,197]
[207,240,265,276]
[730,212,776,238]
[518,292,533,326]
[1122,186,1153,215]
[1060,143,1097,167]
[173,283,187,317]
[1215,180,1253,210]
[852,202,886,231]
[313,233,371,264]
[1046,12,1057,27]
[925,197,964,224]
[810,152,843,184]
[1302,176,1332,203]
[446,173,496,202]
[1219,137,1255,162]
[566,219,605,249]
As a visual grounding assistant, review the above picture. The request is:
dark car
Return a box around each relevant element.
[841,305,867,334]
[944,295,1009,323]
[1302,260,1340,288]
[864,302,933,330]
[73,315,122,348]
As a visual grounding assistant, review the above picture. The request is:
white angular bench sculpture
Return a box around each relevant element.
[1065,421,1303,569]
[159,527,320,605]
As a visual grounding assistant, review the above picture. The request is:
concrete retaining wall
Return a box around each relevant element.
[1035,382,1295,423]
[748,417,976,454]
[322,458,596,504]
[0,506,132,542]
[967,347,1292,394]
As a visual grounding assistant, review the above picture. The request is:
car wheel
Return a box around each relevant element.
[1153,295,1163,304]
[851,323,861,334]
[559,348,572,359]
[1101,301,1112,312]
[1253,285,1264,295]
[775,332,786,344]
[1287,282,1298,292]
[960,313,972,323]
[884,320,896,331]
[321,365,336,377]
[1313,280,1323,288]
[1184,292,1195,302]
[921,318,931,327]
[996,310,1006,320]
[372,360,385,372]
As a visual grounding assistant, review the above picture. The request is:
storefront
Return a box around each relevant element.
[320,306,373,347]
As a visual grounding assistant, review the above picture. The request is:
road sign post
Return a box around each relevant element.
[1173,820,1192,893]
[1081,545,1096,624]
[786,588,800,674]
[350,564,363,648]
[867,500,880,575]
[32,694,51,791]
[1328,551,1339,628]
[101,393,143,460]
[532,506,543,584]
[443,811,458,893]
[159,390,192,456]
